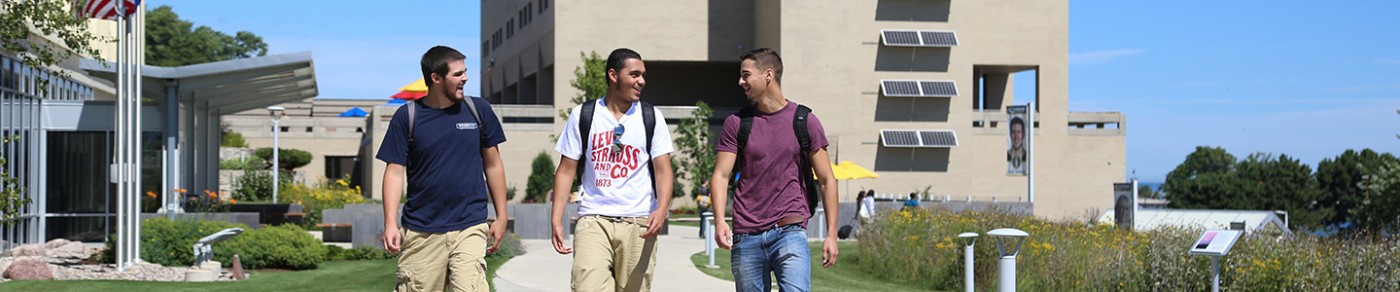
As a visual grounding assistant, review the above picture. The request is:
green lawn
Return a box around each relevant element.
[1,256,513,292]
[690,241,934,292]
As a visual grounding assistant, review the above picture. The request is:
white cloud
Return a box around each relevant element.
[1375,58,1400,65]
[1070,49,1146,65]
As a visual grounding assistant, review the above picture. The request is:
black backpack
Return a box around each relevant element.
[575,99,658,197]
[731,103,820,216]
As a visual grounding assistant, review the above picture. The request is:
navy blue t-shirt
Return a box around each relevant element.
[376,97,506,233]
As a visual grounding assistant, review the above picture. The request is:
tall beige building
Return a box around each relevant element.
[459,0,1124,219]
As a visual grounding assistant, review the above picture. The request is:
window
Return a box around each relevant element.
[506,19,514,38]
[324,156,358,181]
[483,40,490,56]
[305,126,313,133]
[492,30,502,49]
[540,0,549,13]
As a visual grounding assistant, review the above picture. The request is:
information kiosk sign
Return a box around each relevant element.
[1188,230,1242,256]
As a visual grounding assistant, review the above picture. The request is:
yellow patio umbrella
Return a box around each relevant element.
[826,160,878,201]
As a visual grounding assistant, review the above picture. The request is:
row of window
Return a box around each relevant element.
[0,54,94,101]
[484,0,549,57]
[273,126,364,133]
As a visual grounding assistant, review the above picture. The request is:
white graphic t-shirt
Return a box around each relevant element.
[555,99,675,217]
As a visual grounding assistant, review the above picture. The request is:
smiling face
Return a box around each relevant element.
[1010,122,1025,149]
[433,59,468,101]
[608,58,646,102]
[738,59,769,103]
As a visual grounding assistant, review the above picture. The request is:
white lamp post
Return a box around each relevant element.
[267,106,285,204]
[957,232,980,292]
[987,228,1029,292]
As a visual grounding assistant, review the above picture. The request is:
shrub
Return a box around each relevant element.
[526,152,553,203]
[280,178,365,228]
[254,147,312,171]
[220,157,268,170]
[100,218,245,266]
[219,224,327,270]
[233,169,277,202]
[326,245,397,261]
[856,208,1400,291]
[221,130,247,148]
[487,232,526,260]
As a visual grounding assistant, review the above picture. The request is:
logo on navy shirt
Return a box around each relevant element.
[456,123,479,130]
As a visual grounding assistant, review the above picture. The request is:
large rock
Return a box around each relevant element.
[48,242,91,259]
[3,259,53,280]
[43,238,71,250]
[9,244,45,257]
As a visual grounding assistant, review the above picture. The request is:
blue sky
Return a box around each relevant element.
[151,1,1400,183]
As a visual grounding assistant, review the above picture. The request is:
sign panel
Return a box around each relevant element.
[1005,105,1028,176]
[1188,230,1242,256]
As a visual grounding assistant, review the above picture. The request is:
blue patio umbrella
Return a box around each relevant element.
[339,107,368,117]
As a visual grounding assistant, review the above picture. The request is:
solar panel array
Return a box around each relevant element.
[881,30,959,47]
[881,130,959,148]
[882,80,958,97]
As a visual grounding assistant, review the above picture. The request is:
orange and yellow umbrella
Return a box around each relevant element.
[391,78,429,100]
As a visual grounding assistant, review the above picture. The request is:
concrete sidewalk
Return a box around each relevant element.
[493,225,733,292]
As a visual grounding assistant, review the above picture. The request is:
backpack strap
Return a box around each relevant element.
[407,100,417,149]
[641,101,657,198]
[794,104,818,216]
[576,99,597,188]
[731,106,755,186]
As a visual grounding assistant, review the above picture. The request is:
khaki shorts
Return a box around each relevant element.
[396,223,490,292]
[572,215,658,292]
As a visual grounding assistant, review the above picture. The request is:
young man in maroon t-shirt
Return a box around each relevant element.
[709,48,840,291]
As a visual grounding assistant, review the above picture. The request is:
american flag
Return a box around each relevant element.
[74,0,142,20]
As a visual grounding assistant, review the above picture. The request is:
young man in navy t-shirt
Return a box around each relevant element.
[376,46,509,292]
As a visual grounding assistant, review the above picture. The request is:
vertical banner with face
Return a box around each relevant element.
[1006,105,1028,176]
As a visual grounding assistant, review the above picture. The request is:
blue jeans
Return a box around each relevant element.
[731,224,811,292]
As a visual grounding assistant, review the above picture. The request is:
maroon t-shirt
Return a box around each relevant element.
[716,101,828,234]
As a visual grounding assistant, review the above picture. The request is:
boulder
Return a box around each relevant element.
[48,242,90,259]
[2,259,53,280]
[43,238,71,250]
[9,244,45,257]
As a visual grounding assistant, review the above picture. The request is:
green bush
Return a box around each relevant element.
[219,224,327,270]
[487,232,526,260]
[221,130,247,147]
[325,245,397,261]
[220,158,268,170]
[857,208,1400,291]
[280,178,364,228]
[99,218,245,266]
[254,147,312,171]
[526,152,553,203]
[233,169,277,202]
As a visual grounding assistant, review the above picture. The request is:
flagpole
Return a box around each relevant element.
[114,0,127,271]
[133,2,145,263]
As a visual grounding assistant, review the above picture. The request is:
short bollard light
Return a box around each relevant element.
[702,212,719,268]
[957,232,979,292]
[987,228,1029,292]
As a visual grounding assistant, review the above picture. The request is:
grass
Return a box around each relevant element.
[689,241,933,292]
[0,256,514,292]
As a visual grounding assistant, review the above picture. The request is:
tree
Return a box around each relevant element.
[0,136,32,225]
[1358,159,1400,235]
[1234,153,1324,228]
[1316,149,1400,235]
[1136,184,1157,199]
[144,5,267,66]
[526,152,554,203]
[673,101,716,198]
[0,0,107,91]
[1163,146,1238,208]
[559,51,605,122]
[254,147,312,171]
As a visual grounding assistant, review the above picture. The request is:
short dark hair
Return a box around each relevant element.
[739,48,784,83]
[421,46,466,87]
[605,48,643,85]
[909,192,918,199]
[1010,116,1026,128]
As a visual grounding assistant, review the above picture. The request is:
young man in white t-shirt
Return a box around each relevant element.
[550,48,675,292]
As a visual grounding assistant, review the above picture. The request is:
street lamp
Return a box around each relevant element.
[267,106,285,204]
[987,228,1029,292]
[957,232,980,292]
